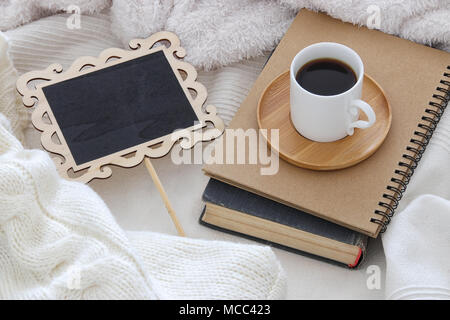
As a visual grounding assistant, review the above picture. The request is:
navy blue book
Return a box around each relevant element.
[200,179,367,268]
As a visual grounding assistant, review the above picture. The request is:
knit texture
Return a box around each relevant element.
[0,34,26,143]
[0,31,286,300]
[383,195,450,300]
[0,116,286,300]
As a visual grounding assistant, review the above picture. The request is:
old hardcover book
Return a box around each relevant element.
[201,179,367,267]
[203,9,450,238]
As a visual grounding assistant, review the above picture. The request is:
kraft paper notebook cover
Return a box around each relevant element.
[203,10,450,238]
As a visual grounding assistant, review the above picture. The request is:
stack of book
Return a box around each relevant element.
[200,10,450,267]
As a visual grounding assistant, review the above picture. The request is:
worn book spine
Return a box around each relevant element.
[201,178,367,268]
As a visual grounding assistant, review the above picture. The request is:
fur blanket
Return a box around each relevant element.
[1,0,449,70]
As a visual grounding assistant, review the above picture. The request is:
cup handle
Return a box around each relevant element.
[347,99,376,135]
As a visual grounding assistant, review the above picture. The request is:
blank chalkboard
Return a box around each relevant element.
[42,50,199,165]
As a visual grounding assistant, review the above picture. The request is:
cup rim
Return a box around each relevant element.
[290,42,364,99]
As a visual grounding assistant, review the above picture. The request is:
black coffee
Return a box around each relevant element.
[295,58,357,96]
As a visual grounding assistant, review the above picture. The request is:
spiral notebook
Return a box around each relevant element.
[203,9,450,238]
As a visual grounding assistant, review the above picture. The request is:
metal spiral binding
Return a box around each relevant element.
[371,66,450,233]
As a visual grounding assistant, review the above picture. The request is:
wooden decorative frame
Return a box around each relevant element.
[17,32,224,183]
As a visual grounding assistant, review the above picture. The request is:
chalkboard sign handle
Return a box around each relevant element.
[144,157,185,236]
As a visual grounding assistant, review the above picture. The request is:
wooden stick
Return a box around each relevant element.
[144,157,185,236]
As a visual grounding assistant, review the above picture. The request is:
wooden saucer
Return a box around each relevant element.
[257,71,392,171]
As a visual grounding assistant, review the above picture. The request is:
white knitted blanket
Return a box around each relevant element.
[0,31,286,299]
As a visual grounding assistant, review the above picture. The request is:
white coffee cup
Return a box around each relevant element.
[290,42,376,142]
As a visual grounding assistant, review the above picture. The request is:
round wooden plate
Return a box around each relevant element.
[257,71,392,171]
